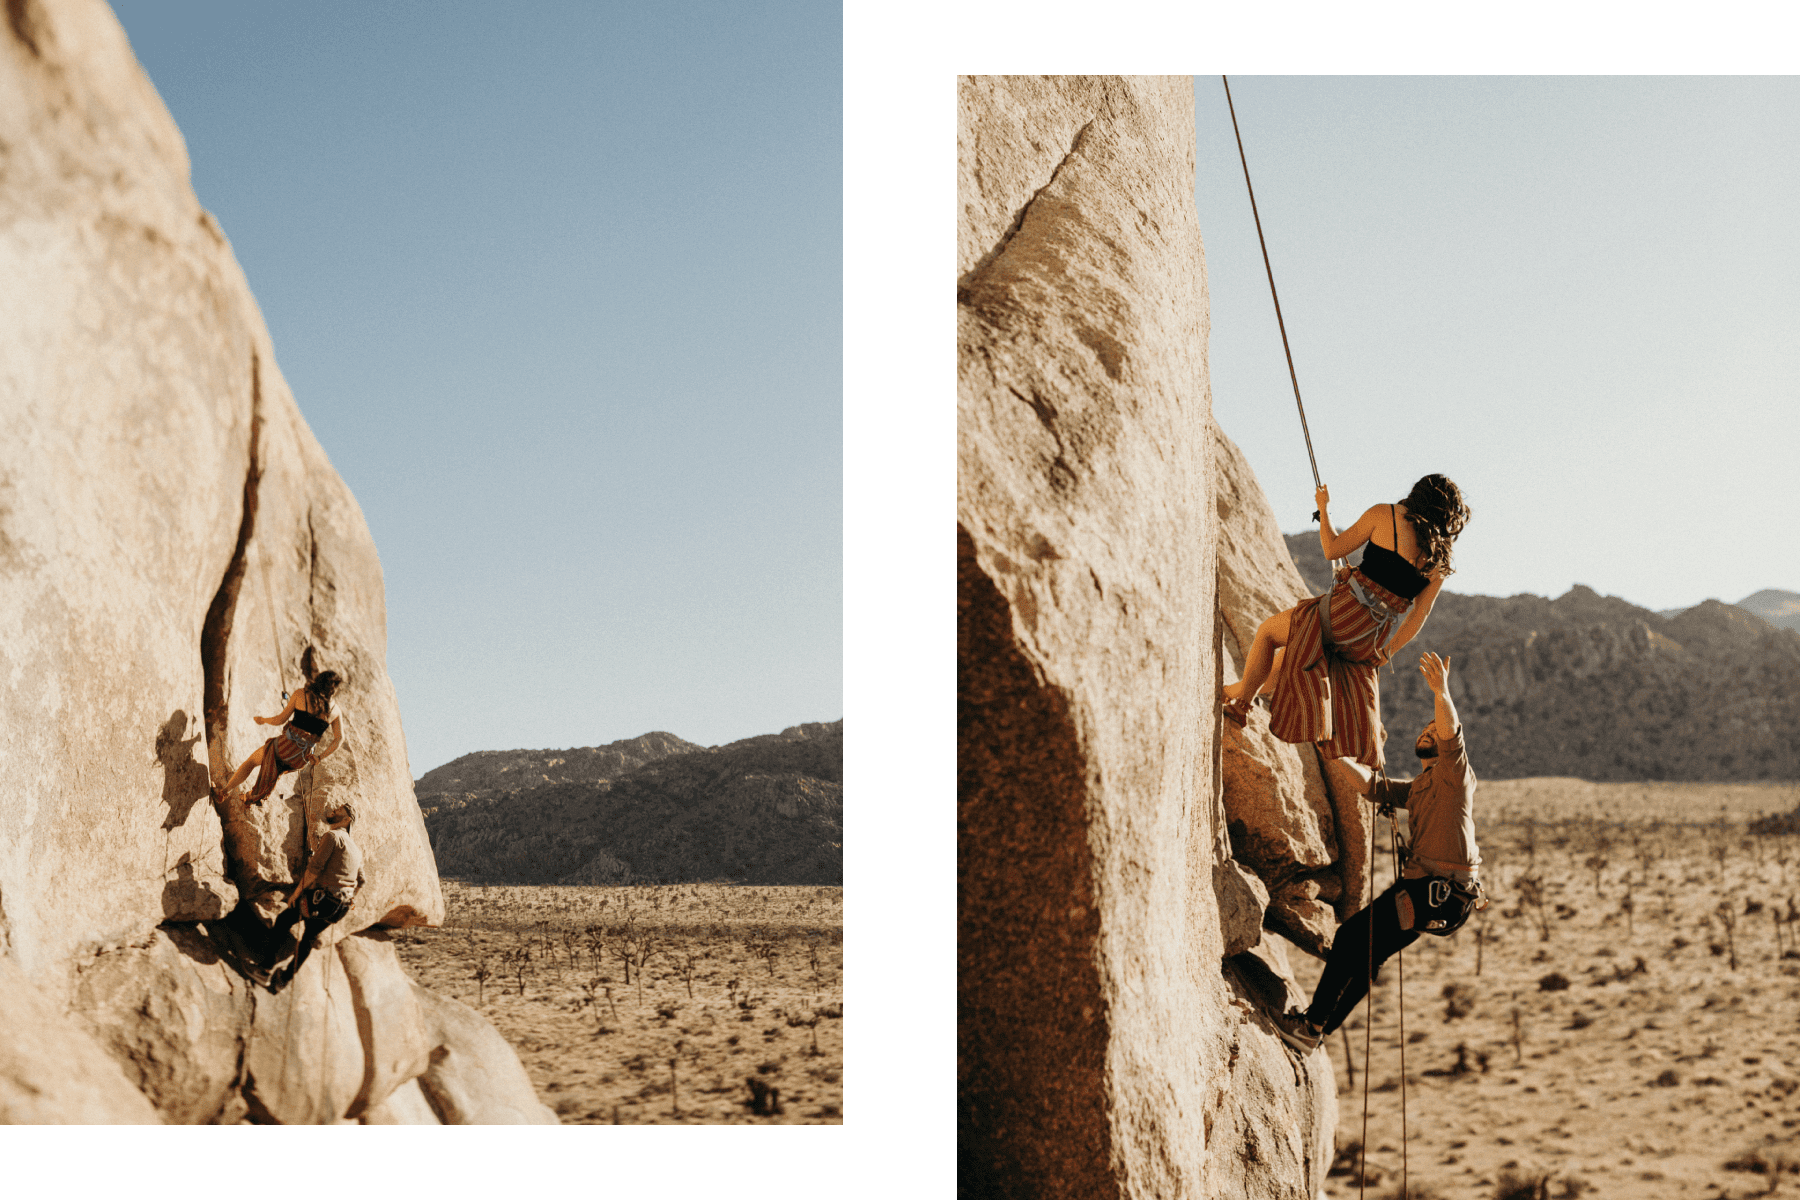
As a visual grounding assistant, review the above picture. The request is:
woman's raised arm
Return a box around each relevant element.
[1383,571,1447,660]
[253,692,299,727]
[1319,496,1384,563]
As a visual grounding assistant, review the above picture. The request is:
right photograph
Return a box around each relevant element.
[958,75,1800,1200]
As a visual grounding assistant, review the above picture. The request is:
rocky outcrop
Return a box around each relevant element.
[0,0,547,1122]
[423,721,842,885]
[959,76,1335,1200]
[410,981,557,1124]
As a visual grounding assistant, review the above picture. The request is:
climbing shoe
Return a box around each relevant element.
[1221,694,1249,729]
[1271,1008,1321,1053]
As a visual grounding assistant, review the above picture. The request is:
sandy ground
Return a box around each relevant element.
[392,882,842,1124]
[1290,779,1800,1200]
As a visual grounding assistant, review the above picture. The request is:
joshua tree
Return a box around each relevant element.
[671,944,702,999]
[1715,899,1739,971]
[1583,851,1608,897]
[1517,875,1553,943]
[472,957,492,1005]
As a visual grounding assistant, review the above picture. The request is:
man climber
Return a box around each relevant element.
[258,800,364,992]
[1271,651,1484,1052]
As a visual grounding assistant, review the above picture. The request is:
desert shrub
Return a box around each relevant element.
[1441,983,1475,1021]
[1651,1069,1680,1087]
[1724,1150,1773,1174]
[1566,1010,1593,1030]
[1492,1170,1550,1200]
[1538,972,1571,992]
[1373,1183,1448,1200]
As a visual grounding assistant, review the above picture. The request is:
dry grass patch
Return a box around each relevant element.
[392,881,843,1124]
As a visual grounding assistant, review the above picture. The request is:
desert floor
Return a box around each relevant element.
[1292,778,1800,1200]
[391,882,843,1124]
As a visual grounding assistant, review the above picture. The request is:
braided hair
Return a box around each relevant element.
[1399,474,1470,576]
[306,669,342,717]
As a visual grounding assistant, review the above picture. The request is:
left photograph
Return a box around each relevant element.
[0,0,842,1124]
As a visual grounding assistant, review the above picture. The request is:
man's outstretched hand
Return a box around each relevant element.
[1420,651,1452,696]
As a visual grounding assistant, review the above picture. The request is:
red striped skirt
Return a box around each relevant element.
[246,724,318,805]
[1266,568,1411,770]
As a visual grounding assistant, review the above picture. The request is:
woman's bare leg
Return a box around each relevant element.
[221,743,266,794]
[1259,648,1285,696]
[1223,608,1294,709]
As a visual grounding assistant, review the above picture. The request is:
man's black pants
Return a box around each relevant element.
[264,889,350,979]
[1304,879,1421,1036]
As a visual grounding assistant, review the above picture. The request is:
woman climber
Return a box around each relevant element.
[1220,474,1470,770]
[218,669,345,807]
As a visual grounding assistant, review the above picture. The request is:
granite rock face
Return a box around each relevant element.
[959,75,1334,1200]
[410,981,559,1124]
[0,0,547,1123]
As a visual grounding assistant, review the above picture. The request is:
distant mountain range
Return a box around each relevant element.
[416,721,842,885]
[1283,534,1800,780]
[1662,589,1800,634]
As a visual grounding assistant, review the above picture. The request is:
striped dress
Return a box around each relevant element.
[246,703,329,805]
[1266,566,1412,770]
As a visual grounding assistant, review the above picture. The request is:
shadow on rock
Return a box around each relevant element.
[156,709,211,831]
[160,856,233,922]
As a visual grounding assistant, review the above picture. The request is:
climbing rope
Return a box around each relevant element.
[257,545,287,699]
[1359,802,1375,1200]
[1221,75,1322,493]
[1393,817,1409,1199]
[1225,77,1415,1185]
[1358,799,1414,1198]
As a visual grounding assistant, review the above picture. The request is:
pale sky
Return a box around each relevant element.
[111,0,842,776]
[1195,75,1799,611]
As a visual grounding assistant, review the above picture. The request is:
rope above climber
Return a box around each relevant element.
[218,668,345,807]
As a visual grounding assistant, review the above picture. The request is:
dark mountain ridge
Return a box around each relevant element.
[420,721,843,886]
[416,731,704,816]
[1282,534,1800,780]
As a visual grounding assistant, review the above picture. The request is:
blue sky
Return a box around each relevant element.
[111,0,843,775]
[1195,75,1800,611]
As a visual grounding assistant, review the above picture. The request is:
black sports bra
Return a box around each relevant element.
[1357,505,1431,600]
[290,708,330,737]
[289,687,331,737]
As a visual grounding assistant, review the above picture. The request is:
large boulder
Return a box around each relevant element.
[959,75,1333,1199]
[0,956,162,1123]
[0,0,547,1123]
[410,982,559,1124]
[242,940,367,1125]
[69,927,253,1124]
